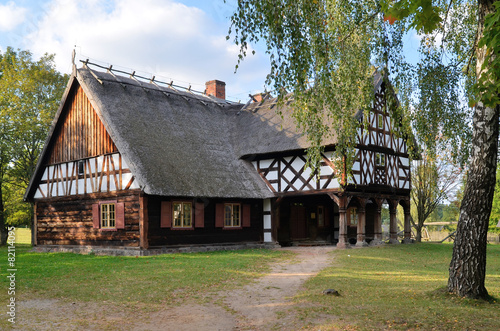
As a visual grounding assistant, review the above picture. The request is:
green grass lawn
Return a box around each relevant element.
[293,243,500,330]
[0,246,292,307]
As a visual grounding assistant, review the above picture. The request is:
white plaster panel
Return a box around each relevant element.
[41,168,48,181]
[57,182,65,196]
[264,232,272,243]
[34,189,43,199]
[400,156,409,167]
[122,173,133,187]
[252,161,258,169]
[264,215,271,229]
[78,179,85,195]
[302,166,312,180]
[354,174,360,184]
[89,159,96,174]
[283,169,295,183]
[404,182,410,189]
[266,170,278,181]
[112,153,120,168]
[109,176,117,192]
[293,157,305,170]
[70,181,77,195]
[101,177,108,192]
[259,159,273,169]
[97,155,104,173]
[38,184,47,197]
[271,183,278,192]
[86,178,93,193]
[352,161,360,172]
[327,178,340,189]
[320,165,333,176]
[61,164,67,178]
[263,199,271,212]
[399,169,406,177]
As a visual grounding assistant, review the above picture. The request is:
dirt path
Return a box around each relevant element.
[17,246,336,330]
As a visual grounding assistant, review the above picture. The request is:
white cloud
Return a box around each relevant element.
[0,2,28,31]
[23,0,270,100]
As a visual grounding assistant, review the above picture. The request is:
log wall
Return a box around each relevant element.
[36,190,141,247]
[147,197,263,246]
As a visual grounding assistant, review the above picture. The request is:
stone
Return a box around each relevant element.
[323,289,340,296]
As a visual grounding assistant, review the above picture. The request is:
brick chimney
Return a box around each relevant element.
[205,80,226,100]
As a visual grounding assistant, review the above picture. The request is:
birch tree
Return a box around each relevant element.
[228,0,496,299]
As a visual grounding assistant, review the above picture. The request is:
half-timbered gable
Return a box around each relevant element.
[351,75,411,192]
[25,63,413,254]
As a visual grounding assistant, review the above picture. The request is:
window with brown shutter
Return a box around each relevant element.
[92,201,124,231]
[242,204,251,228]
[194,202,205,228]
[160,201,172,228]
[215,203,224,228]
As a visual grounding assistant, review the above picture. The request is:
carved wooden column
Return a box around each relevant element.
[328,193,350,248]
[338,206,350,248]
[356,198,368,247]
[389,200,400,244]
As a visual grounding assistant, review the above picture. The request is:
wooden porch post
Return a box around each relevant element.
[371,199,383,245]
[338,207,350,248]
[389,200,400,244]
[271,197,282,244]
[356,198,368,247]
[327,193,350,248]
[403,199,412,244]
[139,194,149,250]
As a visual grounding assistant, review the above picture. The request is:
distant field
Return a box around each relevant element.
[14,228,31,244]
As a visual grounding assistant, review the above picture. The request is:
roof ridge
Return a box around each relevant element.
[79,59,240,106]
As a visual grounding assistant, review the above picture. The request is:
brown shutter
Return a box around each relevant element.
[215,203,224,228]
[194,202,205,228]
[161,201,172,228]
[242,204,251,227]
[325,206,331,227]
[92,203,100,229]
[115,202,125,229]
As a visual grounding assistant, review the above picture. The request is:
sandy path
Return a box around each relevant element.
[222,246,336,330]
[16,246,336,331]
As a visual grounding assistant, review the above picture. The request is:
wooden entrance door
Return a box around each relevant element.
[290,204,307,240]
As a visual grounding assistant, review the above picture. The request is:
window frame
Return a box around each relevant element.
[375,152,385,167]
[172,201,193,229]
[377,113,384,130]
[224,203,242,229]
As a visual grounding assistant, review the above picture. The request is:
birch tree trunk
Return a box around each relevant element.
[447,0,498,299]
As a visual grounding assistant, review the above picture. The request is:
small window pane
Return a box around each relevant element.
[183,203,192,227]
[233,205,240,227]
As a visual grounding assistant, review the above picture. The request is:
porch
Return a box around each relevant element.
[268,193,412,248]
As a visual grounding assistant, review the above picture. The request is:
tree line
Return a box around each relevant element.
[0,47,67,243]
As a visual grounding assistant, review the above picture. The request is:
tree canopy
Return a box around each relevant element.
[0,47,67,239]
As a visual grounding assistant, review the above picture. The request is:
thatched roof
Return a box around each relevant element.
[75,67,278,199]
[25,66,389,201]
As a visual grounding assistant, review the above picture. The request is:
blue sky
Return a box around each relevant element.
[0,0,422,102]
[0,0,270,102]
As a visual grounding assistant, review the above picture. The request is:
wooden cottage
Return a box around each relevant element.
[24,62,413,254]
